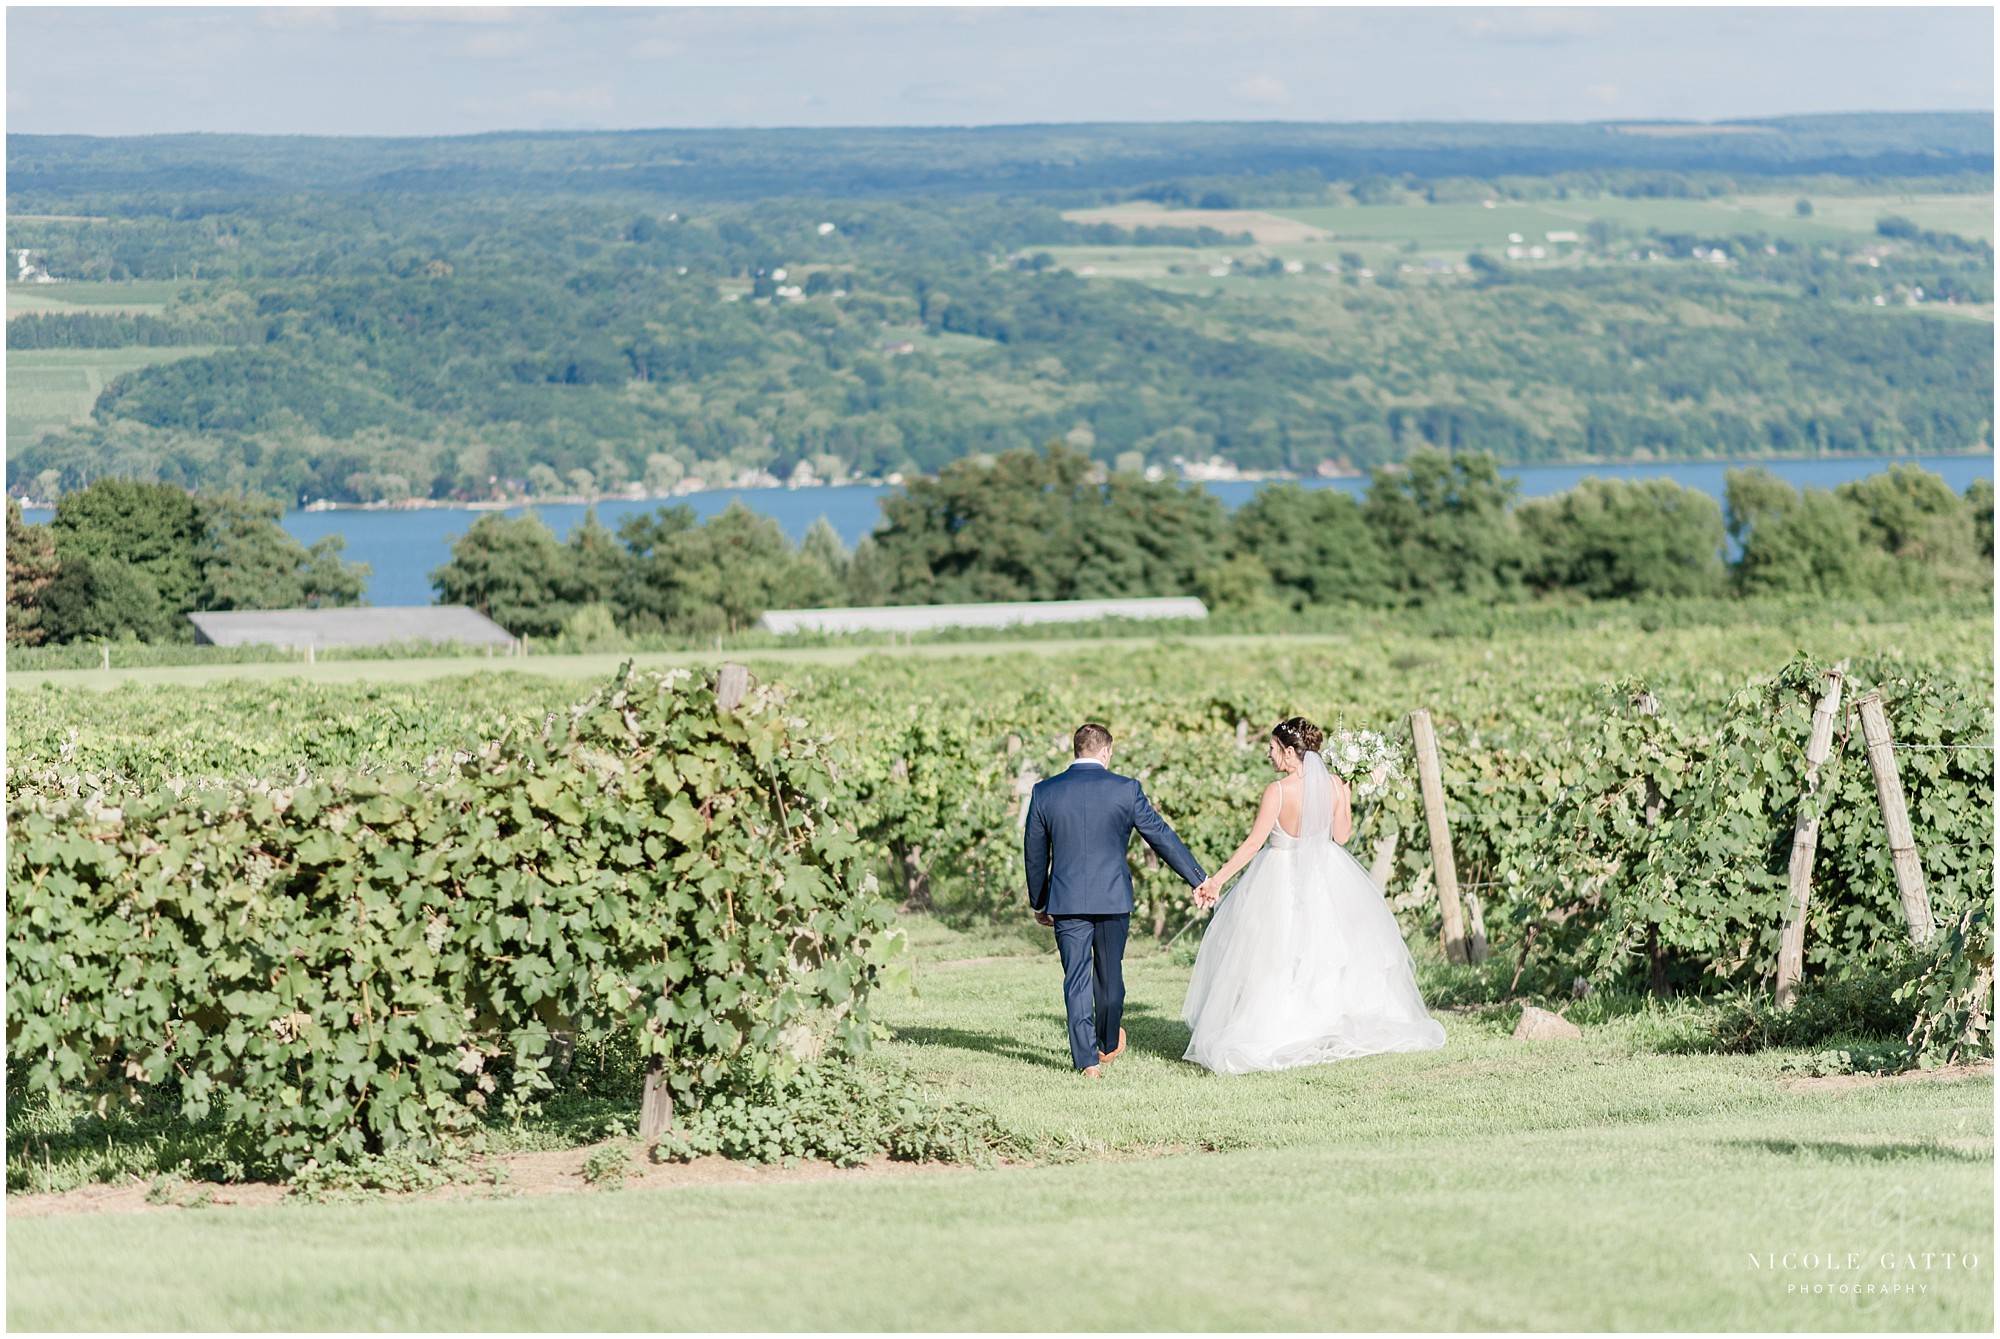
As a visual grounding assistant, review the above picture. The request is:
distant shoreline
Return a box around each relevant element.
[13,450,1992,517]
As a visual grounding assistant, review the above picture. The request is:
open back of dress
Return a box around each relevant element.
[1181,750,1446,1074]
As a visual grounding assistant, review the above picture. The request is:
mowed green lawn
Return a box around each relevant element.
[7,919,1991,1331]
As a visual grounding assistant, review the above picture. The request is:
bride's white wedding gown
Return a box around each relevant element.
[1182,752,1447,1074]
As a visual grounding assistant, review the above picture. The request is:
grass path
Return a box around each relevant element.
[5,633,1350,691]
[7,920,1991,1330]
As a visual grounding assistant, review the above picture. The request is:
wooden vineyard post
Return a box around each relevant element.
[639,1074,674,1144]
[714,661,750,713]
[1464,885,1489,964]
[1014,758,1038,836]
[1369,829,1397,893]
[1854,692,1935,946]
[640,663,752,1142]
[1408,709,1472,965]
[1776,668,1844,1010]
[1635,691,1669,997]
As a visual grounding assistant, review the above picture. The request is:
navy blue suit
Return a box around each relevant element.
[1025,761,1206,1069]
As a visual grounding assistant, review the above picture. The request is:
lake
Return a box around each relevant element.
[22,454,1994,607]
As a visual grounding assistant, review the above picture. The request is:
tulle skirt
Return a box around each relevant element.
[1181,834,1447,1074]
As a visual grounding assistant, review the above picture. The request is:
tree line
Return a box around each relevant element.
[9,450,1987,647]
[6,482,368,646]
[9,114,1986,209]
[421,446,1993,639]
[6,310,266,350]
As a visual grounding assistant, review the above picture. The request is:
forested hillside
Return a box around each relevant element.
[9,114,1989,203]
[7,115,1992,502]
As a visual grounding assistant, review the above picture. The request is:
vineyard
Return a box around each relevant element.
[7,613,1995,1177]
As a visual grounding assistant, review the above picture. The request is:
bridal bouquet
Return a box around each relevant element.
[1320,728,1404,801]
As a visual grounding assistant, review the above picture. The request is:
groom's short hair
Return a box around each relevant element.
[1073,723,1113,757]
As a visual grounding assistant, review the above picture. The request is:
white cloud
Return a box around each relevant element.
[1228,74,1290,108]
[367,7,520,25]
[1464,9,1607,46]
[631,37,684,61]
[1585,82,1621,105]
[463,31,537,60]
[255,9,342,31]
[900,81,1004,108]
[457,85,616,119]
[527,86,615,113]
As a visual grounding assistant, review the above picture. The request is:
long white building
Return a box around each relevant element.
[759,597,1208,636]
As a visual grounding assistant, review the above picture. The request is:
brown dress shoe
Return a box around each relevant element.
[1099,1027,1127,1065]
[1080,1064,1103,1079]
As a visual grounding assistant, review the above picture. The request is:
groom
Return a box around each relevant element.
[1024,723,1207,1077]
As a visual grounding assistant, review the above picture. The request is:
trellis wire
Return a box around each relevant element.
[1891,743,1995,751]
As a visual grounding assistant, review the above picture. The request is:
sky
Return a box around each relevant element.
[5,5,1992,137]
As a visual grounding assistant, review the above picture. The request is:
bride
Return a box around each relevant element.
[1182,716,1447,1074]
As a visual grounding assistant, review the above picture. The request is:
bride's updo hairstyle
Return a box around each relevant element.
[1272,716,1324,757]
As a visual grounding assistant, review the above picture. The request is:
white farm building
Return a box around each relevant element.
[187,606,517,650]
[758,597,1208,636]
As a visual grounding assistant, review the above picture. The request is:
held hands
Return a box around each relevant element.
[1191,876,1222,910]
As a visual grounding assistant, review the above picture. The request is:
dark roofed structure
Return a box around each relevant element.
[187,606,516,650]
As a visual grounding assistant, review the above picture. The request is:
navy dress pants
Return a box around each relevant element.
[1051,913,1129,1070]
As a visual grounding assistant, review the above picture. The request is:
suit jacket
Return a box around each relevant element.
[1024,762,1206,916]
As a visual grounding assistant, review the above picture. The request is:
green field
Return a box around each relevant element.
[5,278,196,314]
[5,344,219,440]
[2,633,1337,692]
[1039,194,1994,287]
[1733,193,1996,243]
[6,917,1991,1330]
[1272,195,1986,250]
[0,644,1019,690]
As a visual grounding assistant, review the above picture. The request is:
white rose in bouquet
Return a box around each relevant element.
[1323,728,1404,800]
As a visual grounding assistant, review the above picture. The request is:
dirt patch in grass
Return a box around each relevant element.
[1780,1060,1993,1094]
[6,1143,976,1219]
[5,1179,291,1218]
[484,1145,972,1199]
